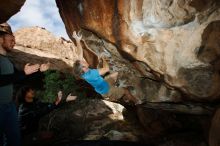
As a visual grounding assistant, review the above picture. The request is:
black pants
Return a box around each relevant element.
[0,102,20,146]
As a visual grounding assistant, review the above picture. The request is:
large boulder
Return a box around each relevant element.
[39,99,144,141]
[9,27,79,72]
[56,0,220,101]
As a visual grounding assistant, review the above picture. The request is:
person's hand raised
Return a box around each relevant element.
[66,93,77,102]
[72,31,82,41]
[55,91,62,105]
[24,63,40,75]
[40,62,50,72]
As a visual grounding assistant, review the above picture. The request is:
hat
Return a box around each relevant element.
[0,22,13,35]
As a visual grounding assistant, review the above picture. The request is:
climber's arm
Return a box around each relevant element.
[72,31,83,60]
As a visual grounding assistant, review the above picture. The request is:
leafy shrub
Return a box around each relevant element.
[38,70,100,103]
[42,70,62,102]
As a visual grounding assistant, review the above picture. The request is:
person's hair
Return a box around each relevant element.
[73,60,83,78]
[0,32,7,37]
[16,86,33,104]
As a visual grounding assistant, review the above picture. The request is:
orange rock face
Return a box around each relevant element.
[56,0,220,101]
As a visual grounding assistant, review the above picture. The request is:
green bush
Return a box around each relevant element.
[41,70,61,102]
[38,70,78,102]
[36,70,101,103]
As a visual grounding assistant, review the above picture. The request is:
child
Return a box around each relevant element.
[17,86,77,136]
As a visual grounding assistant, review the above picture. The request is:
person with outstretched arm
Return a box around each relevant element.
[0,22,49,146]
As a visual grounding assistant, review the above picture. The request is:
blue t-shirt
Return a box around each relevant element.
[81,69,109,94]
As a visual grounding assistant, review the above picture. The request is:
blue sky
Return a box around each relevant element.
[9,0,69,39]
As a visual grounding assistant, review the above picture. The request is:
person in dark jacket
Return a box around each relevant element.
[0,22,50,146]
[16,86,77,136]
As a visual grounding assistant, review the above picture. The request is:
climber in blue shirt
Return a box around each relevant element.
[72,31,141,104]
[81,68,109,94]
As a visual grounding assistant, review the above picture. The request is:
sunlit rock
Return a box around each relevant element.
[9,27,79,72]
[56,0,220,101]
